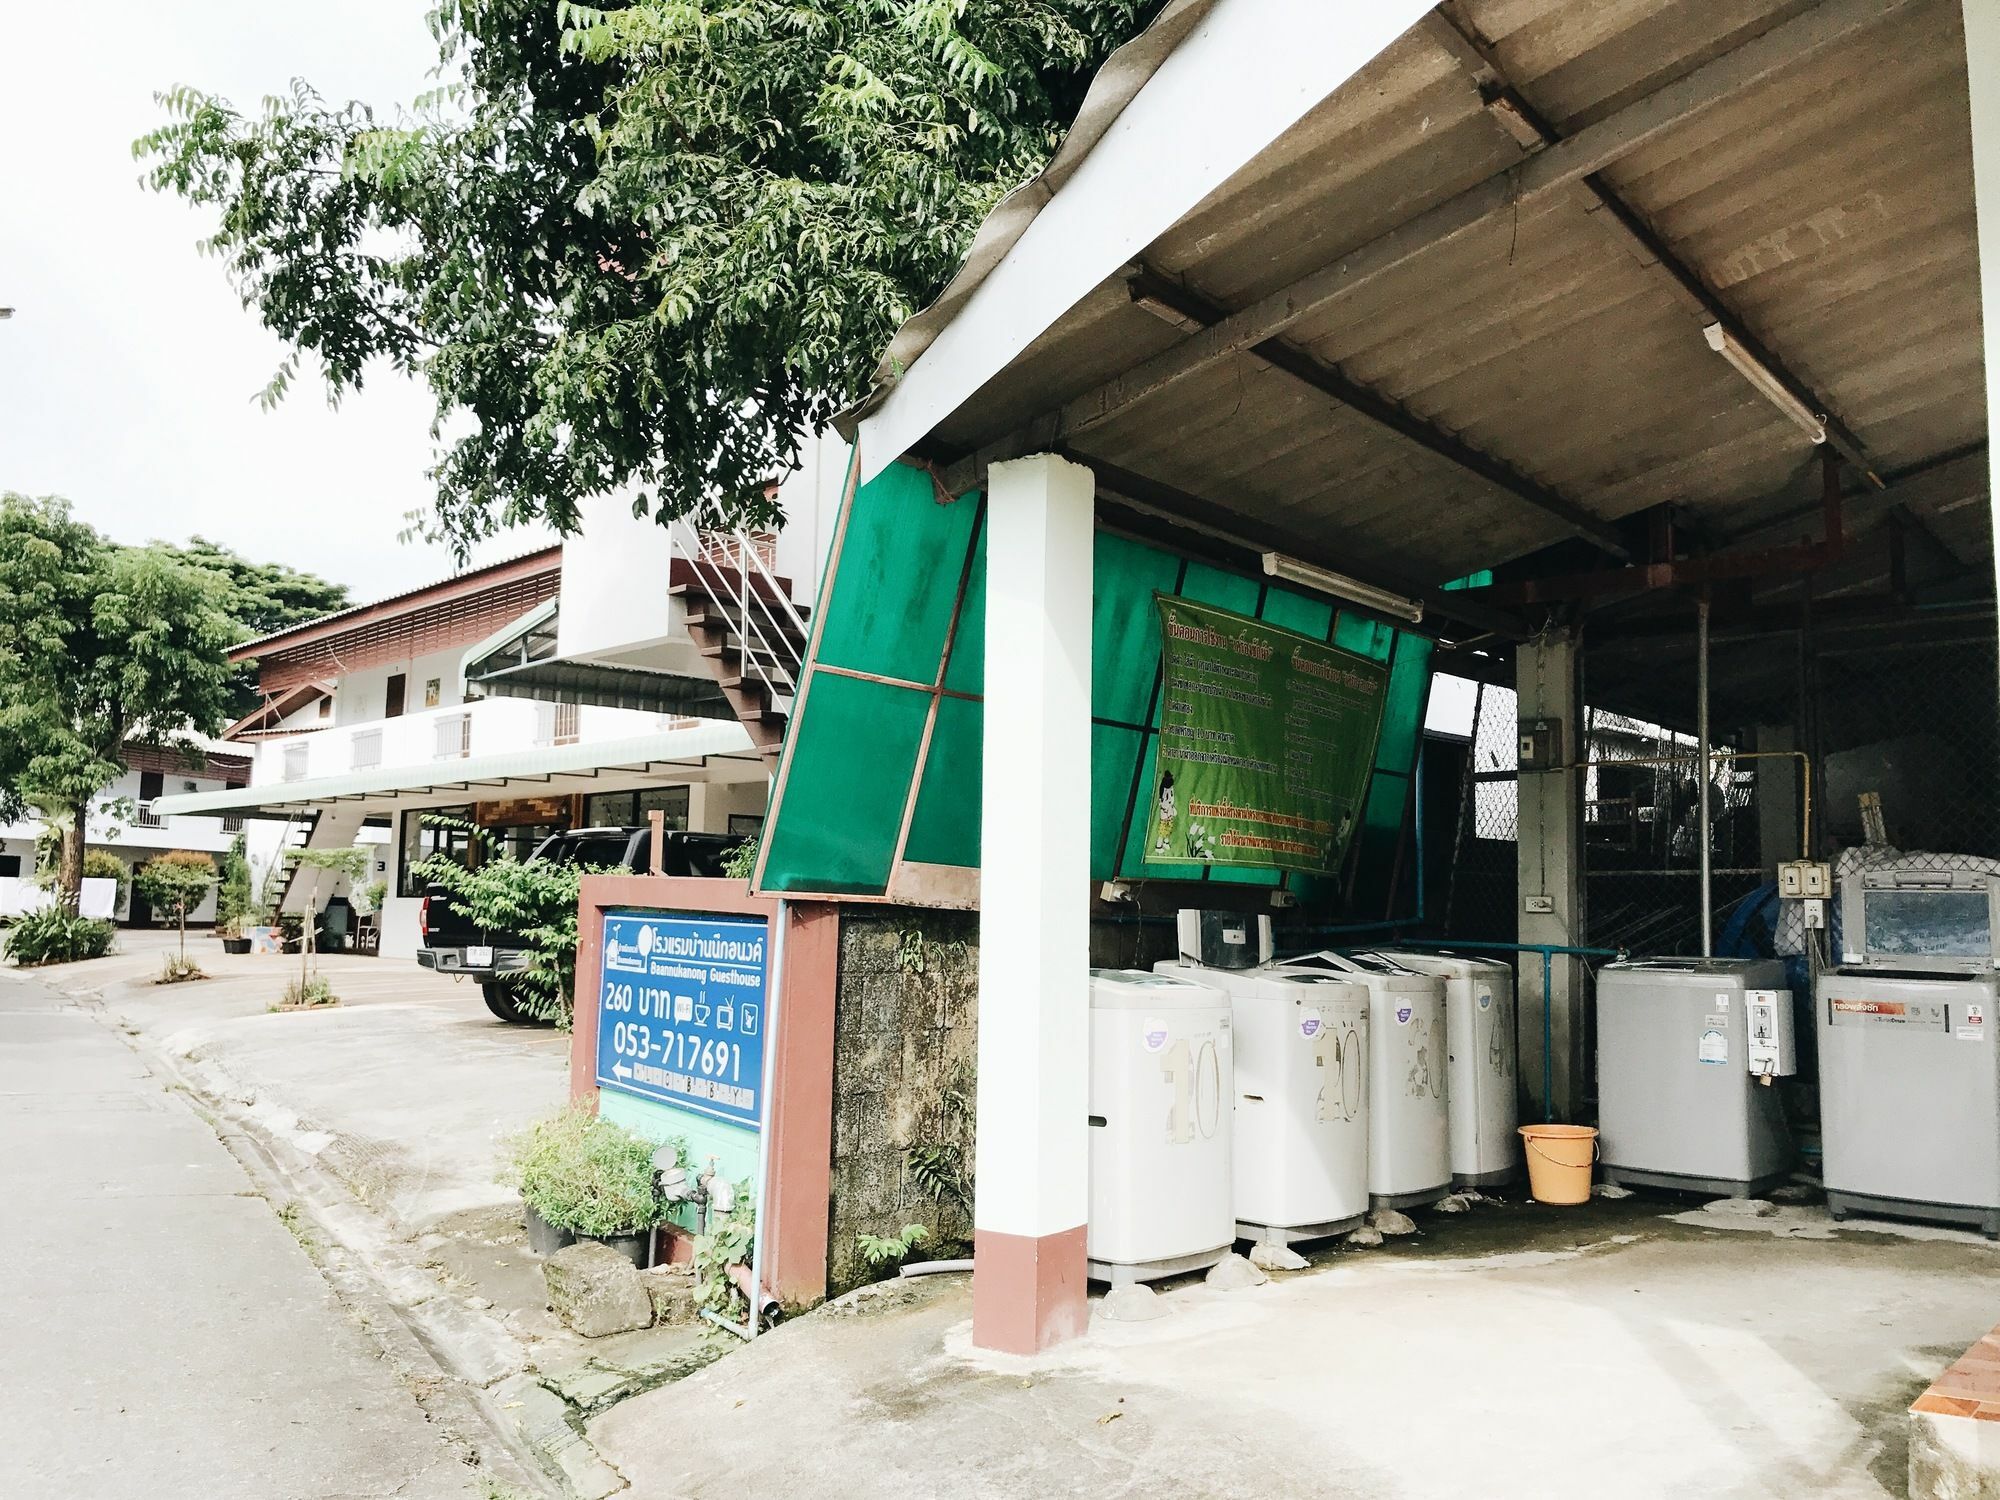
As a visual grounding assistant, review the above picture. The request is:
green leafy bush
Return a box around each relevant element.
[719,836,758,882]
[277,973,338,1009]
[215,834,253,936]
[418,838,591,1026]
[507,1109,668,1237]
[4,908,115,966]
[82,850,128,907]
[694,1187,758,1315]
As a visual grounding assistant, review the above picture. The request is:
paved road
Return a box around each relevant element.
[0,971,487,1500]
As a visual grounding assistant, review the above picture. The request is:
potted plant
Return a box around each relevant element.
[507,1108,667,1265]
[216,835,254,954]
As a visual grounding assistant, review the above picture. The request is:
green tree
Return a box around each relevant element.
[136,0,1159,551]
[134,852,218,964]
[151,538,349,716]
[0,495,239,903]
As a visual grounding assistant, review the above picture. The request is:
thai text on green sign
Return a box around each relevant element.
[1144,595,1390,874]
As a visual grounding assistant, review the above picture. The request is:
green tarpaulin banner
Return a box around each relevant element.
[1144,595,1390,874]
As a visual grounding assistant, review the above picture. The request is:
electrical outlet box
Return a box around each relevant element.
[1778,860,1832,899]
[1518,717,1563,772]
[1746,989,1797,1078]
[1523,894,1555,915]
[1803,897,1826,930]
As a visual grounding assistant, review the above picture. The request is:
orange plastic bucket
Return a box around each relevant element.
[1518,1124,1598,1205]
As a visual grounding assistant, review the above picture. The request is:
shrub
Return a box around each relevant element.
[506,1109,668,1237]
[720,836,759,881]
[82,850,128,907]
[135,852,218,964]
[418,843,588,1026]
[215,835,253,937]
[157,951,207,984]
[277,973,338,1009]
[4,908,115,966]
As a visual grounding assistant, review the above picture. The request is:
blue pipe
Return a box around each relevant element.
[1391,939,1626,1125]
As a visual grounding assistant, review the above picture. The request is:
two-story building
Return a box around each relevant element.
[0,739,252,924]
[151,438,846,958]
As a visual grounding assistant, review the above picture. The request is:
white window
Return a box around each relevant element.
[351,730,383,771]
[282,741,309,783]
[434,713,472,759]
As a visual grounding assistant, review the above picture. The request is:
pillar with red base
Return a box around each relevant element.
[972,453,1096,1354]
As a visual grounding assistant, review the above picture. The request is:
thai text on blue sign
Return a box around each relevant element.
[595,910,770,1129]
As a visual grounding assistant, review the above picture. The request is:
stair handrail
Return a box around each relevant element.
[672,522,808,706]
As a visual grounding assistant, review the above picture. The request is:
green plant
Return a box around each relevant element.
[417,828,598,1026]
[156,950,207,984]
[506,1109,666,1237]
[3,908,115,966]
[277,973,338,1009]
[215,833,253,937]
[82,850,128,909]
[693,1184,757,1316]
[353,879,388,916]
[135,4,1159,552]
[719,836,759,882]
[135,851,218,963]
[855,1224,929,1271]
[284,845,369,996]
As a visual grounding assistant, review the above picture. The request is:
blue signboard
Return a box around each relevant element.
[595,910,770,1129]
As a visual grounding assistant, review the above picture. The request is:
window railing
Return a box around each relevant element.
[282,743,309,783]
[222,814,245,834]
[434,713,472,759]
[132,809,165,829]
[351,729,384,771]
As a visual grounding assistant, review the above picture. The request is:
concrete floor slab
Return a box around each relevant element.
[592,1199,2000,1500]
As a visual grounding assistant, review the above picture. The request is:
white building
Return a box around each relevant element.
[152,439,847,959]
[0,739,252,924]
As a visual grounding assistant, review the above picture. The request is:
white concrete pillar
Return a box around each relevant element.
[1966,0,2000,618]
[1516,634,1585,1122]
[972,452,1095,1354]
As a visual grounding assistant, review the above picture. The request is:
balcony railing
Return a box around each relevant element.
[132,810,165,829]
[351,729,384,771]
[434,713,472,760]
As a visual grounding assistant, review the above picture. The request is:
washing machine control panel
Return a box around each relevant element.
[1828,997,1949,1031]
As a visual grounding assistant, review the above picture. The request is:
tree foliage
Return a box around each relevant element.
[136,0,1161,550]
[0,495,240,896]
[160,538,350,639]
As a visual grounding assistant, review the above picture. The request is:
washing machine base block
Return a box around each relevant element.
[1237,1215,1364,1248]
[1088,1244,1230,1287]
[1370,1186,1449,1212]
[1827,1189,2000,1240]
[1453,1165,1520,1189]
[1602,1165,1788,1199]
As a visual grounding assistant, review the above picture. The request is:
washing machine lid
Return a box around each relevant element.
[1090,968,1225,1010]
[1169,962,1365,1000]
[1602,956,1778,977]
[1279,949,1419,977]
[1377,949,1510,980]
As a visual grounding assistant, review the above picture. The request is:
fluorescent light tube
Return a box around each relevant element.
[1703,322,1825,444]
[1261,552,1424,624]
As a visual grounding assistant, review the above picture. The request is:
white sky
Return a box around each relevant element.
[0,1,557,603]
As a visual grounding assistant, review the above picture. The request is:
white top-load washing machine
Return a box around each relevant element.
[1597,957,1793,1197]
[1088,969,1235,1283]
[1377,951,1520,1187]
[1267,951,1450,1210]
[1156,959,1370,1246]
[1820,866,2000,1237]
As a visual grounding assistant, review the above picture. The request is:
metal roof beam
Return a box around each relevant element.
[950,0,1914,493]
[1124,270,1635,560]
[1430,3,1881,487]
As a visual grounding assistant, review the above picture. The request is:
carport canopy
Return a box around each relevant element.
[845,0,2000,1357]
[147,721,766,823]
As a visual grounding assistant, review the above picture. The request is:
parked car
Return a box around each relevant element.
[418,826,750,1023]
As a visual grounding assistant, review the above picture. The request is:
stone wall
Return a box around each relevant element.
[825,907,1176,1295]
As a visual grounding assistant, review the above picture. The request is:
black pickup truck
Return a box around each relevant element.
[417,826,748,1023]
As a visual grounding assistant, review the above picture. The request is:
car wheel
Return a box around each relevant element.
[481,981,545,1025]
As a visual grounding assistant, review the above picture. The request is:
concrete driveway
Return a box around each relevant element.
[589,1197,2000,1500]
[58,933,568,1236]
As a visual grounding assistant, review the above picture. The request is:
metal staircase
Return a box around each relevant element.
[668,527,811,763]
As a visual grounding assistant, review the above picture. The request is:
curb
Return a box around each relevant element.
[131,1020,636,1498]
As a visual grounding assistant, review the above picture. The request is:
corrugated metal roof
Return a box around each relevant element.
[876,0,1987,591]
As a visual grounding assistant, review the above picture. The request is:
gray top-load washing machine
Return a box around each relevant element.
[1597,957,1793,1197]
[1820,866,2000,1237]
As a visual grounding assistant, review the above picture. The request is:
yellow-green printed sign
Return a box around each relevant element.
[1145,595,1390,874]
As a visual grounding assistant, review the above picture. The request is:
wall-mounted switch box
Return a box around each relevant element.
[1523,894,1556,915]
[1778,860,1832,899]
[1518,718,1562,772]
